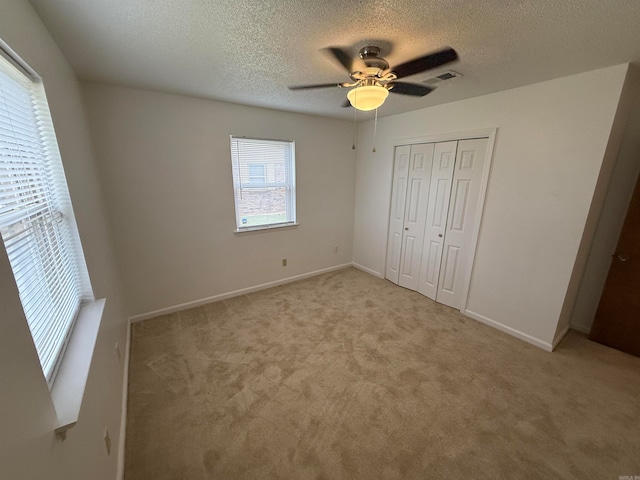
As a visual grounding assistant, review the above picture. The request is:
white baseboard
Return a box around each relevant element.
[116,318,131,480]
[569,323,591,335]
[351,262,384,279]
[552,324,570,350]
[464,309,554,352]
[129,263,353,323]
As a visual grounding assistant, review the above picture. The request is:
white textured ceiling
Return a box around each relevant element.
[28,0,640,119]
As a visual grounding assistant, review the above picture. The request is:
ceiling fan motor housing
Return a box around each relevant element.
[359,46,389,71]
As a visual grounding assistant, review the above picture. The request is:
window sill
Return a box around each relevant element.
[51,298,106,438]
[234,223,299,235]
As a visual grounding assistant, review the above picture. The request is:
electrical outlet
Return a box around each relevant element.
[334,246,339,254]
[104,428,111,455]
[282,258,287,267]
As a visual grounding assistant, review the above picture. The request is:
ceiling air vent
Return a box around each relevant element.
[423,70,462,86]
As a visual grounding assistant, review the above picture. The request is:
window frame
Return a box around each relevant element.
[229,136,297,233]
[0,43,94,389]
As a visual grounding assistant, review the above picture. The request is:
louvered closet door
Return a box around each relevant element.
[398,143,434,290]
[418,141,457,300]
[436,138,488,309]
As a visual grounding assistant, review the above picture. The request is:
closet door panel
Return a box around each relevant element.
[418,141,457,299]
[440,245,461,293]
[385,145,411,283]
[436,138,488,309]
[398,143,434,290]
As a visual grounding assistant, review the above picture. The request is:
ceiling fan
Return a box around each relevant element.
[288,45,458,111]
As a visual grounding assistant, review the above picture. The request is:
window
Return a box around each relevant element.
[0,48,93,387]
[230,136,296,231]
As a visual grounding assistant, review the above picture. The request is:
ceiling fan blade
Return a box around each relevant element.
[288,83,342,90]
[392,47,458,80]
[323,47,353,73]
[388,82,434,97]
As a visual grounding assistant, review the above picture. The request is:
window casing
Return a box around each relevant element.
[0,49,93,387]
[230,137,296,231]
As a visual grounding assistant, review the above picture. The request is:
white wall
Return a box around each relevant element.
[353,64,629,348]
[81,84,357,317]
[0,1,128,480]
[569,65,640,333]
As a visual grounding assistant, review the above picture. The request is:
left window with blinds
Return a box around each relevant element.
[0,47,93,388]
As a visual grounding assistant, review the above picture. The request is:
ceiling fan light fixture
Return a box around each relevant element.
[347,85,389,111]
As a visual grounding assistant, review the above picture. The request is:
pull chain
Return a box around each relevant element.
[372,108,378,153]
[352,103,357,150]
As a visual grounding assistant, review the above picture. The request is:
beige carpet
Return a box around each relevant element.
[125,267,640,479]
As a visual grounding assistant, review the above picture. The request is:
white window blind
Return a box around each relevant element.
[230,137,296,230]
[0,50,92,386]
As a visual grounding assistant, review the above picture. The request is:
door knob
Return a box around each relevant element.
[617,253,630,262]
[405,227,408,231]
[438,234,443,238]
